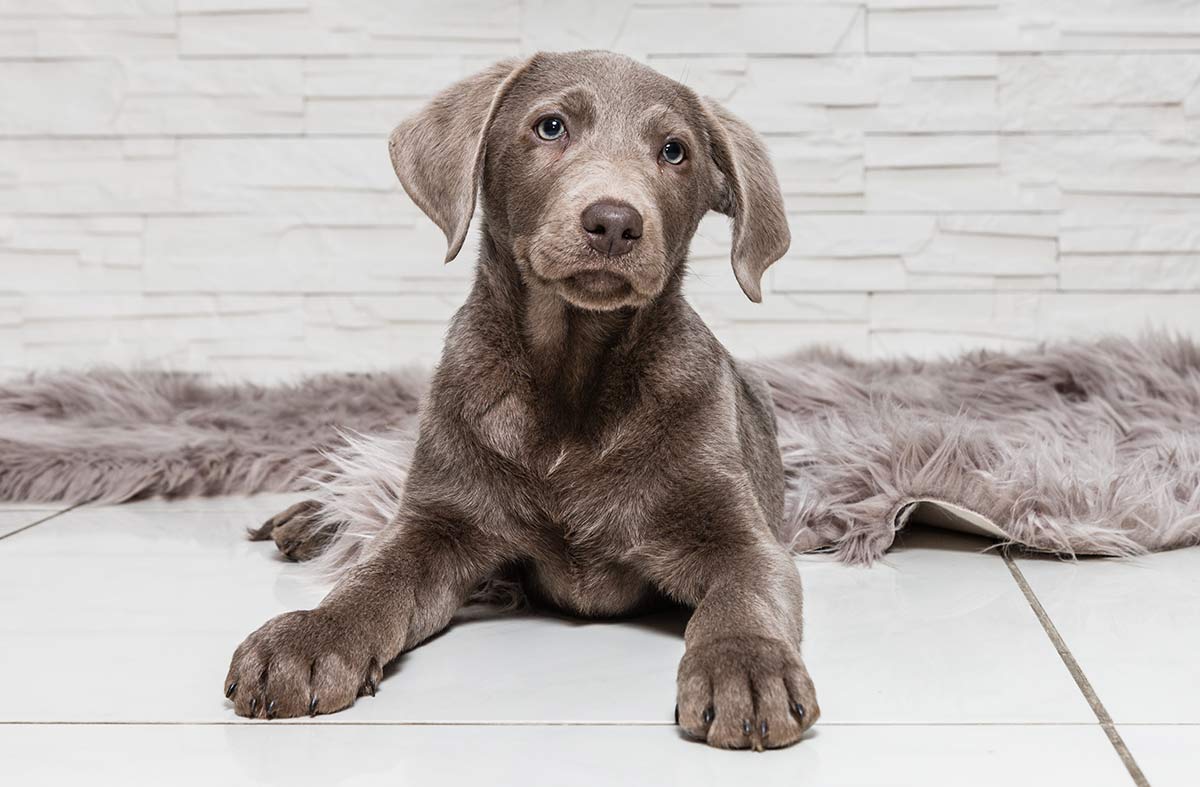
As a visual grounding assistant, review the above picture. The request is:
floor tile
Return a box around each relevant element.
[0,502,67,512]
[0,501,1091,726]
[0,503,680,724]
[0,510,64,539]
[800,528,1095,723]
[1016,547,1200,723]
[0,723,1132,787]
[1119,725,1200,787]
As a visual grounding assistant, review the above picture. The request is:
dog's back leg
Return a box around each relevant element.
[248,499,338,562]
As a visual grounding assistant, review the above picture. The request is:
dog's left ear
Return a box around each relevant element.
[701,99,790,303]
[389,58,532,263]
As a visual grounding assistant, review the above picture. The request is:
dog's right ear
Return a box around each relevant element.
[388,58,532,263]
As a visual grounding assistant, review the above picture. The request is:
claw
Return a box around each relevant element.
[742,719,751,736]
[760,719,769,738]
[792,702,805,722]
[365,677,377,697]
[249,697,258,715]
[266,699,277,720]
[225,681,237,699]
[674,704,679,725]
[702,706,714,725]
[309,696,319,716]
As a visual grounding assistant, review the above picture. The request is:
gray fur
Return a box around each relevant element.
[4,333,1200,564]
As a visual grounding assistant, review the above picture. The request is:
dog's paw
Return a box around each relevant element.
[676,635,819,751]
[248,500,336,562]
[224,609,382,719]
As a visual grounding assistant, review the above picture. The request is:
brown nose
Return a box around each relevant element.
[581,200,643,257]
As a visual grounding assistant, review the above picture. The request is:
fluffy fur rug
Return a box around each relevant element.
[3,335,1200,567]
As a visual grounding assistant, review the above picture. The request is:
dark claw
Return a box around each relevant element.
[266,699,277,719]
[674,704,679,725]
[225,681,237,699]
[760,719,769,738]
[742,719,752,736]
[792,702,805,721]
[281,540,296,555]
[249,697,258,715]
[366,678,377,697]
[309,696,319,716]
[702,706,714,725]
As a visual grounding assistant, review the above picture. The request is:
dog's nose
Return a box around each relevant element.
[581,201,643,257]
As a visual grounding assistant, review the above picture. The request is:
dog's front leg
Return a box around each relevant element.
[643,535,820,750]
[225,506,501,719]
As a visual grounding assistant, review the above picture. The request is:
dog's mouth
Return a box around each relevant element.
[553,269,637,310]
[567,271,629,297]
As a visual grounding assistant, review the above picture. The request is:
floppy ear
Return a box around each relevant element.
[388,58,531,263]
[701,99,791,303]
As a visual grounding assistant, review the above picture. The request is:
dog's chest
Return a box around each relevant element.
[471,387,663,615]
[523,550,654,617]
[522,441,661,617]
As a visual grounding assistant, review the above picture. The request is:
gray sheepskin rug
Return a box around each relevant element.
[3,334,1200,567]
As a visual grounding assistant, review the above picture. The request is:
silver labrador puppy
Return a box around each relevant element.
[228,50,819,751]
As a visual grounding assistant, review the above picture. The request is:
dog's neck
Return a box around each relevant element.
[472,230,684,419]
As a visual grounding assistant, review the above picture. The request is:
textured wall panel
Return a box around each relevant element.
[2,0,1200,380]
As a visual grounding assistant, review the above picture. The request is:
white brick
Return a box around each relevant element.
[868,8,1058,54]
[869,331,1036,360]
[999,54,1200,132]
[1060,254,1200,291]
[689,293,869,325]
[717,321,870,360]
[1040,293,1200,338]
[772,257,909,293]
[789,215,937,258]
[143,217,464,293]
[14,15,178,57]
[1060,213,1200,254]
[176,138,401,221]
[179,0,306,11]
[0,140,178,215]
[4,0,1200,379]
[865,134,999,168]
[0,61,125,136]
[770,133,864,197]
[179,0,520,57]
[1059,18,1200,52]
[0,216,143,292]
[614,4,864,57]
[870,291,1043,339]
[0,59,306,136]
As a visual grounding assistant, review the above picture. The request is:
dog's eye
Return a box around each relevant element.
[661,140,686,165]
[535,116,566,141]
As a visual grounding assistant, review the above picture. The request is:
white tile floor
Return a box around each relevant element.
[0,496,1195,786]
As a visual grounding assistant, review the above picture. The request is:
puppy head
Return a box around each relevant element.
[389,51,789,310]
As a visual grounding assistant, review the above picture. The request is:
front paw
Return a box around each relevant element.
[676,635,819,750]
[224,609,383,719]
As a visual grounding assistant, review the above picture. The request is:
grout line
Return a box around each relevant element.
[1004,555,1150,787]
[0,505,79,542]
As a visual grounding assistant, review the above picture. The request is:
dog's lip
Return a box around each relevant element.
[565,270,629,296]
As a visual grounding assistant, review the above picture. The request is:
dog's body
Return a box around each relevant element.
[228,51,819,750]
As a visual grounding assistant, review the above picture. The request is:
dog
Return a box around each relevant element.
[227,50,819,751]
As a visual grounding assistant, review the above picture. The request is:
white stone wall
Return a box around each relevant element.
[2,0,1199,380]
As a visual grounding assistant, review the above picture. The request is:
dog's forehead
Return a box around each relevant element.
[523,51,692,118]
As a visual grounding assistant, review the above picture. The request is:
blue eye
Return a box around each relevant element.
[536,116,566,141]
[662,140,686,165]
